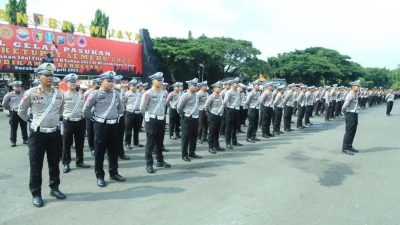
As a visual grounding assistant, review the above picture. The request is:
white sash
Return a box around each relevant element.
[32,90,58,129]
[100,91,116,119]
[69,92,82,117]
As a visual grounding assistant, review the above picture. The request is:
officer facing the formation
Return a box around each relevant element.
[385,89,395,116]
[61,74,90,173]
[245,80,261,143]
[177,78,202,162]
[83,71,126,187]
[197,81,209,144]
[341,80,361,155]
[204,81,225,154]
[166,82,182,139]
[18,63,66,207]
[2,81,28,147]
[124,79,144,149]
[139,72,171,174]
[223,77,243,149]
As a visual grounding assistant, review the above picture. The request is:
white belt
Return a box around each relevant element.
[149,114,165,120]
[184,113,199,119]
[92,116,118,124]
[346,110,358,113]
[31,126,58,133]
[228,106,240,110]
[210,112,222,116]
[250,106,260,109]
[65,116,83,122]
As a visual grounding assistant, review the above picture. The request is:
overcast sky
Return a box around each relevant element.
[1,0,399,69]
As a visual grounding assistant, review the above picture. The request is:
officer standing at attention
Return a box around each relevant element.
[197,81,209,144]
[341,80,361,155]
[223,77,243,149]
[18,63,65,207]
[84,79,100,156]
[114,75,130,160]
[296,85,307,129]
[385,89,395,116]
[166,82,182,140]
[139,72,171,173]
[219,81,230,137]
[124,79,144,149]
[61,74,90,173]
[177,78,202,162]
[260,83,275,138]
[204,81,225,154]
[283,83,296,132]
[83,71,126,187]
[2,81,28,147]
[245,80,261,143]
[273,85,285,135]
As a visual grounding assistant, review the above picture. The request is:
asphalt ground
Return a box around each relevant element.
[0,101,399,225]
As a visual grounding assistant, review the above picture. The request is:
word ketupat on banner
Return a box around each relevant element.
[0,24,143,76]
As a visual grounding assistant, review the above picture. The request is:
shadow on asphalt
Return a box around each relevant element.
[65,186,185,202]
[360,146,400,153]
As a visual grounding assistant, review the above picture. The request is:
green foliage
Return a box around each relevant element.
[5,0,27,27]
[90,9,109,38]
[267,47,364,86]
[62,23,75,34]
[152,36,265,83]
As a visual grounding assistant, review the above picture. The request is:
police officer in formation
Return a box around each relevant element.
[18,63,65,207]
[197,81,209,144]
[283,83,296,132]
[84,78,100,156]
[2,81,28,147]
[204,81,225,154]
[177,78,202,162]
[260,82,275,138]
[62,74,90,173]
[124,79,144,149]
[139,72,171,174]
[83,71,126,187]
[245,80,262,142]
[223,77,243,149]
[114,75,130,160]
[166,82,182,139]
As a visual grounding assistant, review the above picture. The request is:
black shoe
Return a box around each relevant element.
[246,138,255,143]
[349,148,359,153]
[63,164,70,173]
[170,136,177,140]
[268,133,275,137]
[279,131,284,134]
[342,149,354,155]
[297,126,305,129]
[289,129,295,132]
[50,189,66,200]
[262,134,270,138]
[91,150,95,156]
[162,148,169,152]
[199,139,204,144]
[208,148,217,154]
[182,156,191,162]
[156,161,171,168]
[146,165,155,173]
[134,143,144,147]
[76,162,90,168]
[176,134,182,138]
[189,153,202,158]
[238,130,244,133]
[232,142,243,146]
[23,140,28,144]
[119,155,130,160]
[215,146,225,151]
[97,178,106,187]
[226,144,233,149]
[252,137,261,141]
[125,144,132,150]
[32,195,43,207]
[273,132,280,136]
[11,142,16,147]
[110,174,126,182]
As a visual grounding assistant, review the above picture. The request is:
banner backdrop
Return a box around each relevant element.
[0,24,142,76]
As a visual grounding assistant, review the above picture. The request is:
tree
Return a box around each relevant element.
[62,23,75,34]
[90,9,109,38]
[5,0,27,27]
